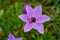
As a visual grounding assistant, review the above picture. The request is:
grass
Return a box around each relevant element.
[0,0,60,40]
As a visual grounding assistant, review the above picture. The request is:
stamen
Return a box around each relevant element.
[30,17,36,23]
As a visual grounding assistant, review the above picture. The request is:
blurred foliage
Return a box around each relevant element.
[0,0,60,40]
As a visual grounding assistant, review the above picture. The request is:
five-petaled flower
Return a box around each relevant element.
[18,5,51,34]
[8,34,22,40]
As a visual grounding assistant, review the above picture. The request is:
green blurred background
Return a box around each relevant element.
[0,0,60,40]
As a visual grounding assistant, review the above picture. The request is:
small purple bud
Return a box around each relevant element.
[23,4,31,14]
[23,5,27,14]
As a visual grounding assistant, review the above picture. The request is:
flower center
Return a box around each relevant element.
[30,17,36,23]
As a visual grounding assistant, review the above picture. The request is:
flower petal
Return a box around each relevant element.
[24,23,33,32]
[36,15,51,23]
[16,38,22,40]
[18,14,29,22]
[8,34,15,40]
[26,5,33,18]
[33,23,44,34]
[33,6,42,17]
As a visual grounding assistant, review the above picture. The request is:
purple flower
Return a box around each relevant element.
[19,5,51,34]
[8,34,22,40]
